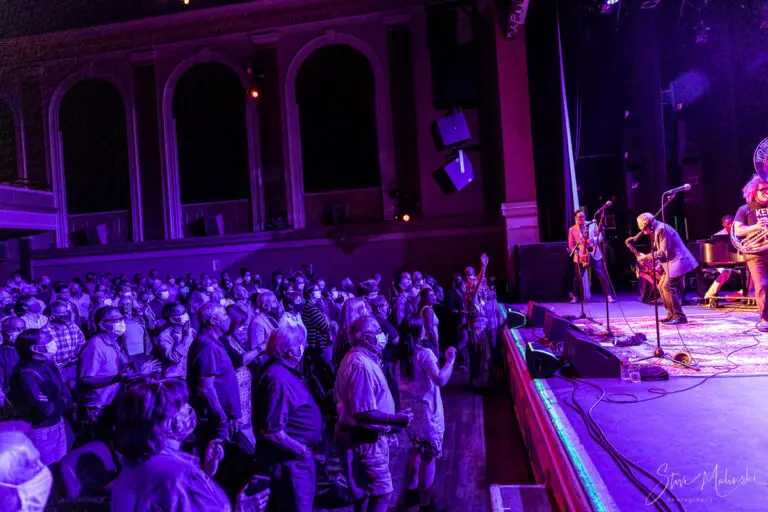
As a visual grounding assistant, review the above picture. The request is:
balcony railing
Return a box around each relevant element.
[68,210,130,246]
[181,199,251,237]
[304,187,383,228]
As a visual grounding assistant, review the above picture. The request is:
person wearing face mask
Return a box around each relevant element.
[0,431,55,512]
[232,285,255,322]
[369,296,400,409]
[19,284,45,311]
[0,317,24,414]
[393,272,414,328]
[78,307,161,440]
[88,285,115,333]
[69,282,92,328]
[40,301,86,386]
[5,271,27,293]
[117,298,152,364]
[334,315,413,512]
[340,277,356,301]
[0,290,14,323]
[156,303,196,379]
[150,284,172,324]
[84,272,98,297]
[10,329,74,465]
[279,291,306,332]
[16,298,48,331]
[187,303,241,450]
[323,286,342,325]
[301,282,333,372]
[253,325,320,511]
[111,378,270,512]
[248,291,281,360]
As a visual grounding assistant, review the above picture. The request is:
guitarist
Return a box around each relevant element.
[567,210,616,304]
[635,213,698,325]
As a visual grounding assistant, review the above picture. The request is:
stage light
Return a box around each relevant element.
[601,0,620,15]
[402,214,411,222]
[248,88,260,99]
[182,0,190,5]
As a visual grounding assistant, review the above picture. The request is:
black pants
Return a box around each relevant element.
[747,254,768,322]
[658,273,686,320]
[573,259,614,300]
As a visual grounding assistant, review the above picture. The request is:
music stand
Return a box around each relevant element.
[636,193,699,371]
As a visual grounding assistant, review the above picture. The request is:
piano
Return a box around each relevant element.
[696,235,745,267]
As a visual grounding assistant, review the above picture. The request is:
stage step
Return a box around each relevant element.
[489,484,554,512]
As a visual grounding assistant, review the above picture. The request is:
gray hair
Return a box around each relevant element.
[254,290,277,312]
[0,430,41,485]
[349,315,381,346]
[637,212,655,228]
[266,324,307,359]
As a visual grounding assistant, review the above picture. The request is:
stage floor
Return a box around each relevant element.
[510,295,768,511]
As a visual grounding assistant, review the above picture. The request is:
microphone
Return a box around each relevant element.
[595,200,612,213]
[664,184,691,195]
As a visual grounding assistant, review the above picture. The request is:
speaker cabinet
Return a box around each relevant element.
[433,150,473,194]
[526,341,561,378]
[433,110,471,149]
[516,242,569,303]
[562,330,621,378]
[543,311,572,342]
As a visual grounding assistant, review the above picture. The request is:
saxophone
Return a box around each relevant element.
[578,225,590,268]
[625,231,664,278]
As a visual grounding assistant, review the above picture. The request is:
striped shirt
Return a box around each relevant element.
[301,301,331,349]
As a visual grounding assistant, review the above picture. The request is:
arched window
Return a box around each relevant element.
[296,45,379,193]
[59,79,130,214]
[173,62,249,205]
[0,101,18,182]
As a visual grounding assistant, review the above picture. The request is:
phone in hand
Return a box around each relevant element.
[245,475,271,496]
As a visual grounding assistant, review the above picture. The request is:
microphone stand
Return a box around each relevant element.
[636,193,699,371]
[595,211,616,340]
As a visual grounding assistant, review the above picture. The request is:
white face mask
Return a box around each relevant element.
[0,465,53,512]
[219,299,228,306]
[103,298,113,306]
[312,291,322,300]
[206,286,215,293]
[375,332,388,351]
[111,321,127,336]
[178,313,190,324]
[159,292,170,300]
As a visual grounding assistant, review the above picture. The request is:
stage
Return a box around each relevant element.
[501,296,768,511]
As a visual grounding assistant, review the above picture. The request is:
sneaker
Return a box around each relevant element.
[660,316,675,323]
[757,321,768,332]
[667,318,688,325]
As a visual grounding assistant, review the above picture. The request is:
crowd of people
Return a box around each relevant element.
[0,256,504,512]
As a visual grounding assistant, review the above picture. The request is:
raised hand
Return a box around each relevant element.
[445,346,457,363]
[139,359,161,375]
[480,253,489,266]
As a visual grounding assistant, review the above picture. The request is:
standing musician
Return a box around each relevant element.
[732,174,768,331]
[567,210,616,304]
[635,213,698,325]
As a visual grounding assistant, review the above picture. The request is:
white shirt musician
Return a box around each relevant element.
[567,210,615,304]
[733,175,768,331]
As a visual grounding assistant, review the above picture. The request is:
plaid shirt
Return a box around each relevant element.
[42,321,86,368]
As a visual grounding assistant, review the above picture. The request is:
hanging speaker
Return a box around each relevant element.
[433,150,473,194]
[432,110,471,149]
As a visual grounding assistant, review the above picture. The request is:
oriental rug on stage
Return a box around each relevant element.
[570,312,768,377]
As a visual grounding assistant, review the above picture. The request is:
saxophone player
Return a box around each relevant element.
[636,213,698,325]
[733,175,768,331]
[567,210,616,304]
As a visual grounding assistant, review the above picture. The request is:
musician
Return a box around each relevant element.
[567,211,616,304]
[703,215,738,300]
[733,175,768,331]
[636,213,698,325]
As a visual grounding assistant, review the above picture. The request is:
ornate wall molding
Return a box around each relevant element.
[283,30,395,229]
[46,68,143,247]
[160,49,265,238]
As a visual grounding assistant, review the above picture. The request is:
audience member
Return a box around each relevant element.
[0,430,53,511]
[155,303,195,379]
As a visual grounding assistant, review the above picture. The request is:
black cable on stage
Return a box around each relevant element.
[557,375,685,512]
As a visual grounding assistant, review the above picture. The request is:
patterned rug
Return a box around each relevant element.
[569,312,768,377]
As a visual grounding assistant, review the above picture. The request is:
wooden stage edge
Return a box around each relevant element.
[500,309,619,512]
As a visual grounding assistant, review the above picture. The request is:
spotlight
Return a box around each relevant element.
[247,88,260,100]
[402,214,411,222]
[182,0,190,5]
[601,0,620,15]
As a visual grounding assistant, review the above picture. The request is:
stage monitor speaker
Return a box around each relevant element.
[562,330,620,378]
[516,242,570,303]
[433,150,473,194]
[526,301,548,328]
[526,341,561,378]
[432,110,471,149]
[543,311,572,342]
